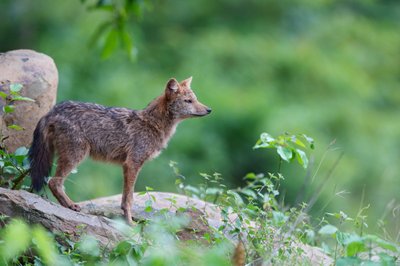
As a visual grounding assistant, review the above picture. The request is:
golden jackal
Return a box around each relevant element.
[28,77,211,224]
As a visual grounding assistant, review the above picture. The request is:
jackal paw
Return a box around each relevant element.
[69,203,81,212]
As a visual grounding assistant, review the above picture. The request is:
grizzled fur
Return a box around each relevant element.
[28,77,211,224]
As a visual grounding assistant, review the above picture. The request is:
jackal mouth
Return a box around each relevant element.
[192,113,208,117]
[194,108,212,117]
[192,111,212,117]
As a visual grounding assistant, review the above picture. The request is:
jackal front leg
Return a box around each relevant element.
[121,162,142,225]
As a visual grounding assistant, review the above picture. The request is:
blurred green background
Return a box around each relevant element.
[1,0,399,235]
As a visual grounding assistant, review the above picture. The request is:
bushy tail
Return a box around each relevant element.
[28,118,54,191]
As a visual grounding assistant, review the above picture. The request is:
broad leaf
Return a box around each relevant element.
[0,91,7,99]
[364,234,399,252]
[0,219,30,261]
[296,149,309,169]
[10,83,23,92]
[101,28,119,59]
[4,105,15,113]
[318,224,338,235]
[14,147,29,156]
[277,146,293,162]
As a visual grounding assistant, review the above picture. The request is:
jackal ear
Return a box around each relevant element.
[165,78,179,93]
[180,76,192,88]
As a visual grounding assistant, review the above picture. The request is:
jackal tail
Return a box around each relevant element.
[28,118,54,191]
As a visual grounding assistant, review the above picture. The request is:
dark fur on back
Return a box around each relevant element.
[28,118,54,191]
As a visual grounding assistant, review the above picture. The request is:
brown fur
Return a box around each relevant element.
[28,77,211,224]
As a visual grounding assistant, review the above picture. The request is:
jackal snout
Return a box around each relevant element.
[165,77,211,119]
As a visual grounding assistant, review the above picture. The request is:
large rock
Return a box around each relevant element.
[0,49,58,152]
[79,192,333,265]
[0,188,333,264]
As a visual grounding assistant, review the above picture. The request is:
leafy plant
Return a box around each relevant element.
[254,132,314,169]
[0,132,398,265]
[0,147,30,189]
[81,0,153,59]
[0,81,34,132]
[0,82,33,190]
[0,219,61,265]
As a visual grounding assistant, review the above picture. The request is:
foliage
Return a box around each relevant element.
[254,132,314,169]
[0,82,34,132]
[0,147,30,190]
[0,0,399,263]
[172,148,399,265]
[81,0,152,60]
[0,133,398,265]
[1,0,398,237]
[0,82,33,190]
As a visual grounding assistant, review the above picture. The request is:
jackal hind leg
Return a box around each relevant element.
[49,147,88,212]
[121,161,143,225]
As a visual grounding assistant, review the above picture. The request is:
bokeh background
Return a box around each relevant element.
[1,0,399,235]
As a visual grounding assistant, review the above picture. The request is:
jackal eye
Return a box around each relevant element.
[184,99,193,103]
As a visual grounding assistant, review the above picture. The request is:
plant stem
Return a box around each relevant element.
[11,170,28,190]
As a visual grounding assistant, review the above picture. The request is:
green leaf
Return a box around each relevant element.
[120,29,136,60]
[364,234,399,252]
[12,96,35,102]
[112,240,132,257]
[32,225,58,265]
[3,165,18,174]
[0,219,31,261]
[254,132,275,149]
[0,91,8,99]
[303,134,315,149]
[183,185,200,195]
[343,234,365,256]
[296,149,309,169]
[8,124,24,131]
[144,199,153,212]
[260,132,275,143]
[101,28,119,59]
[206,187,223,195]
[227,190,244,205]
[239,188,257,199]
[88,20,112,47]
[77,235,100,257]
[14,147,29,156]
[10,83,23,92]
[277,146,293,162]
[346,241,365,257]
[4,105,15,113]
[293,137,306,148]
[318,224,338,235]
[272,211,288,226]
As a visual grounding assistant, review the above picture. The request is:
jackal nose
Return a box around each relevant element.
[206,108,212,114]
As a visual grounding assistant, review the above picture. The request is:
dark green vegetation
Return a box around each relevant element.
[0,0,399,263]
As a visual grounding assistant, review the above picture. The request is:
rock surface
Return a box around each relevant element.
[79,192,333,265]
[0,188,333,265]
[0,187,123,247]
[0,49,58,152]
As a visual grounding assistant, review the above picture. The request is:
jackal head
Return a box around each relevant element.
[165,77,212,119]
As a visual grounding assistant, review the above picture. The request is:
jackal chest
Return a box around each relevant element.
[147,124,177,161]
